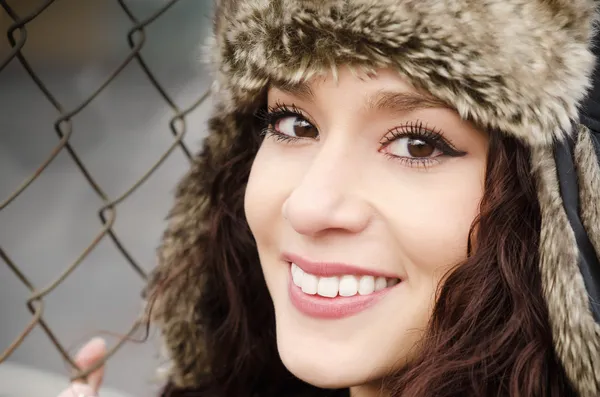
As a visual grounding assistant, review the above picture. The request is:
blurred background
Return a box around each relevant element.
[0,0,214,395]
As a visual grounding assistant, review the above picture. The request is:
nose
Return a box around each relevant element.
[282,146,372,237]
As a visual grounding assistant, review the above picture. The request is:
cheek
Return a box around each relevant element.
[245,146,275,246]
[380,164,484,281]
[244,142,300,249]
[245,142,310,302]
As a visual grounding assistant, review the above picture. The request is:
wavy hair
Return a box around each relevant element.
[149,121,576,397]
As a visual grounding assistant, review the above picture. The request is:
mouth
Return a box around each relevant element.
[284,255,402,319]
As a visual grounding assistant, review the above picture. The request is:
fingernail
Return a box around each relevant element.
[86,337,106,350]
[76,337,106,358]
[61,382,97,397]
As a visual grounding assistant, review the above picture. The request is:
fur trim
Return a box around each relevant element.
[575,126,600,271]
[212,0,597,146]
[144,144,215,387]
[143,108,256,388]
[572,125,600,394]
[532,142,600,397]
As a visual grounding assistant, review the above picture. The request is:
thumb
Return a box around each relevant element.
[72,337,107,393]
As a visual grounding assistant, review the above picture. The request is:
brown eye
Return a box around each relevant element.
[386,137,441,159]
[275,116,318,139]
[407,138,435,157]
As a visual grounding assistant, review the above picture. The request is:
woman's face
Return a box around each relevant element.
[244,68,488,391]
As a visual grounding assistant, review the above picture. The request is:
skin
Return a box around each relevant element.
[244,67,489,396]
[56,68,488,397]
[57,338,106,397]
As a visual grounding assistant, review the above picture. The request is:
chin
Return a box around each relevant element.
[272,298,390,390]
[276,338,375,389]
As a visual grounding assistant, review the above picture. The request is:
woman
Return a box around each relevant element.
[62,0,600,396]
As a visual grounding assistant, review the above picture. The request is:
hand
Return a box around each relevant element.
[57,338,107,397]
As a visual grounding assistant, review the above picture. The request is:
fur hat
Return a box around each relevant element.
[144,1,600,395]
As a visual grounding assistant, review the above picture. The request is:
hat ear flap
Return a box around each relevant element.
[142,109,266,388]
[573,125,600,319]
[142,138,216,388]
[532,124,600,397]
[573,18,600,281]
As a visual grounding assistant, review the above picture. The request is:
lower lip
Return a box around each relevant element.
[288,270,395,320]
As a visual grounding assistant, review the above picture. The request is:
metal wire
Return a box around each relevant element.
[0,0,210,383]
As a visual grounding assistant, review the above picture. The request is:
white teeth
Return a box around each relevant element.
[301,273,318,295]
[358,275,375,295]
[375,276,387,291]
[317,276,339,298]
[290,263,399,298]
[292,263,304,287]
[339,275,358,297]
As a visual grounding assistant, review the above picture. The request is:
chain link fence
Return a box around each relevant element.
[0,0,212,394]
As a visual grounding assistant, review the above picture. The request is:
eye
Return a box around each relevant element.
[385,136,442,159]
[379,121,467,167]
[275,115,318,139]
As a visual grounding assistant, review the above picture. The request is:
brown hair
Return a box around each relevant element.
[151,123,576,396]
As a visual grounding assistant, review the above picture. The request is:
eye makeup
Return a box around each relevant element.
[256,102,467,168]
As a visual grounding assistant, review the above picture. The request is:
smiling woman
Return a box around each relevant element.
[56,0,600,397]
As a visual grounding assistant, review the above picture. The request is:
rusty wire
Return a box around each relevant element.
[0,0,210,382]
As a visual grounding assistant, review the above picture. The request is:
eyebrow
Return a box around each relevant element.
[367,89,451,113]
[275,81,317,101]
[274,81,451,114]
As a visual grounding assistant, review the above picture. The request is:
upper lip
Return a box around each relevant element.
[282,252,399,279]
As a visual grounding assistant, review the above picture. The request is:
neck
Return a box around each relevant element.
[349,381,388,397]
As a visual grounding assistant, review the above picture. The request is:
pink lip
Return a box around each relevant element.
[282,252,399,278]
[288,272,393,319]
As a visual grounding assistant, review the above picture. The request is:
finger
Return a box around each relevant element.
[72,337,107,392]
[58,382,97,397]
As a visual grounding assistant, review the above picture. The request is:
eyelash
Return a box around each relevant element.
[380,121,465,168]
[256,103,465,168]
[256,102,312,143]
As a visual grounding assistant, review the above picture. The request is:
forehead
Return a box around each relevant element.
[268,68,452,114]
